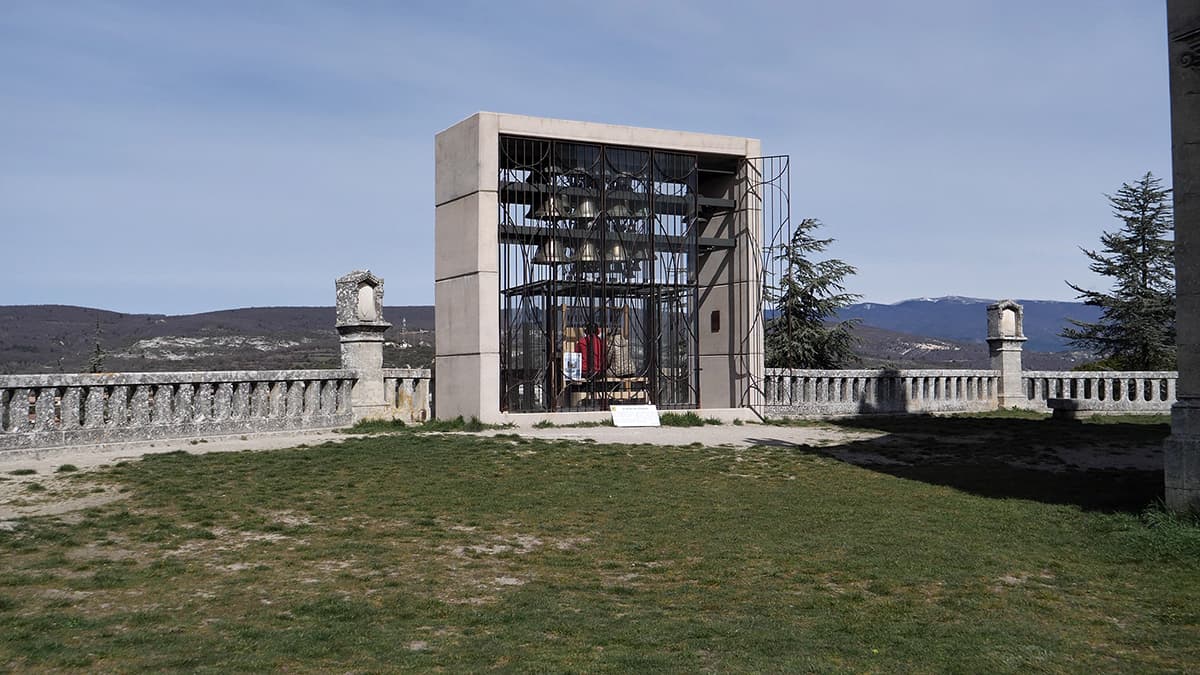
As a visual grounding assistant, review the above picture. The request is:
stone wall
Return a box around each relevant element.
[764,368,1178,417]
[763,368,1000,416]
[1023,371,1178,413]
[382,368,434,422]
[0,368,431,452]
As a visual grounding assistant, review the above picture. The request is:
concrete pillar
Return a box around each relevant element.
[986,299,1028,409]
[336,270,392,421]
[1165,2,1200,513]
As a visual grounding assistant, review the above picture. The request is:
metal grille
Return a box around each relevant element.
[498,136,700,412]
[736,155,792,410]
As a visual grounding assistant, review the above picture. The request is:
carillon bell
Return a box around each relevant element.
[572,240,601,263]
[526,195,570,220]
[573,198,600,220]
[532,238,569,265]
[605,241,629,263]
[606,204,631,219]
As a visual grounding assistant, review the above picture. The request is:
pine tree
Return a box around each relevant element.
[1062,172,1175,370]
[764,218,861,369]
[88,319,107,373]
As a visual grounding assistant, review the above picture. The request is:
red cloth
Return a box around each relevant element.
[576,335,606,376]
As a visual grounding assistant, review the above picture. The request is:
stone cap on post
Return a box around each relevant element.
[986,299,1026,341]
[336,270,390,330]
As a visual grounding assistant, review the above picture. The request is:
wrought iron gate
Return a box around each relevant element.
[735,155,791,413]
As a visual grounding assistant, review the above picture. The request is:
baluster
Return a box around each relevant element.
[270,382,286,417]
[320,380,337,413]
[33,388,57,431]
[175,383,195,423]
[0,389,10,432]
[251,381,270,418]
[400,377,415,411]
[153,384,173,424]
[129,385,151,427]
[1167,376,1177,403]
[338,379,353,413]
[82,386,106,429]
[415,378,430,420]
[304,380,320,416]
[231,382,251,419]
[60,387,82,429]
[213,382,233,421]
[196,383,215,422]
[106,385,127,427]
[287,381,305,418]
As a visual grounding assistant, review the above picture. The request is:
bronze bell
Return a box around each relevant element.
[605,241,629,263]
[572,240,601,263]
[526,195,570,220]
[532,238,569,265]
[606,204,631,219]
[630,241,653,261]
[573,198,600,220]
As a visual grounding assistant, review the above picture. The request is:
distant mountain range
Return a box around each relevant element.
[0,305,434,374]
[0,297,1097,374]
[837,296,1101,353]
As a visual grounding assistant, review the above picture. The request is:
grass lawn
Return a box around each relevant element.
[2,414,1199,671]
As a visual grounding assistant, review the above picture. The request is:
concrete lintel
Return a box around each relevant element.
[484,112,759,158]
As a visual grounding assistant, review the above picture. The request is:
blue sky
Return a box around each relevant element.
[0,1,1173,314]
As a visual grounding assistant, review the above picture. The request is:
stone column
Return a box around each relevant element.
[986,300,1028,409]
[1165,2,1200,513]
[336,270,392,421]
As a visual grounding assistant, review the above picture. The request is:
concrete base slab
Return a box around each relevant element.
[498,407,761,427]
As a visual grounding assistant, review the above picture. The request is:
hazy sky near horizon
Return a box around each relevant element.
[0,1,1174,314]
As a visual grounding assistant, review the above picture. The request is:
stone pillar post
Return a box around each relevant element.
[336,270,392,421]
[986,300,1028,409]
[1165,2,1200,513]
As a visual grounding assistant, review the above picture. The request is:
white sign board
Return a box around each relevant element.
[611,404,660,427]
[563,352,582,381]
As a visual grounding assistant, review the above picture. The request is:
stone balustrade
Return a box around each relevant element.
[0,370,359,451]
[763,368,1000,416]
[1022,371,1177,412]
[382,368,434,422]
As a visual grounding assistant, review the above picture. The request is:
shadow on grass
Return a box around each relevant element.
[776,414,1169,514]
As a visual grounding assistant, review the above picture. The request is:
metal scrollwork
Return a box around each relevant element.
[1176,28,1200,70]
